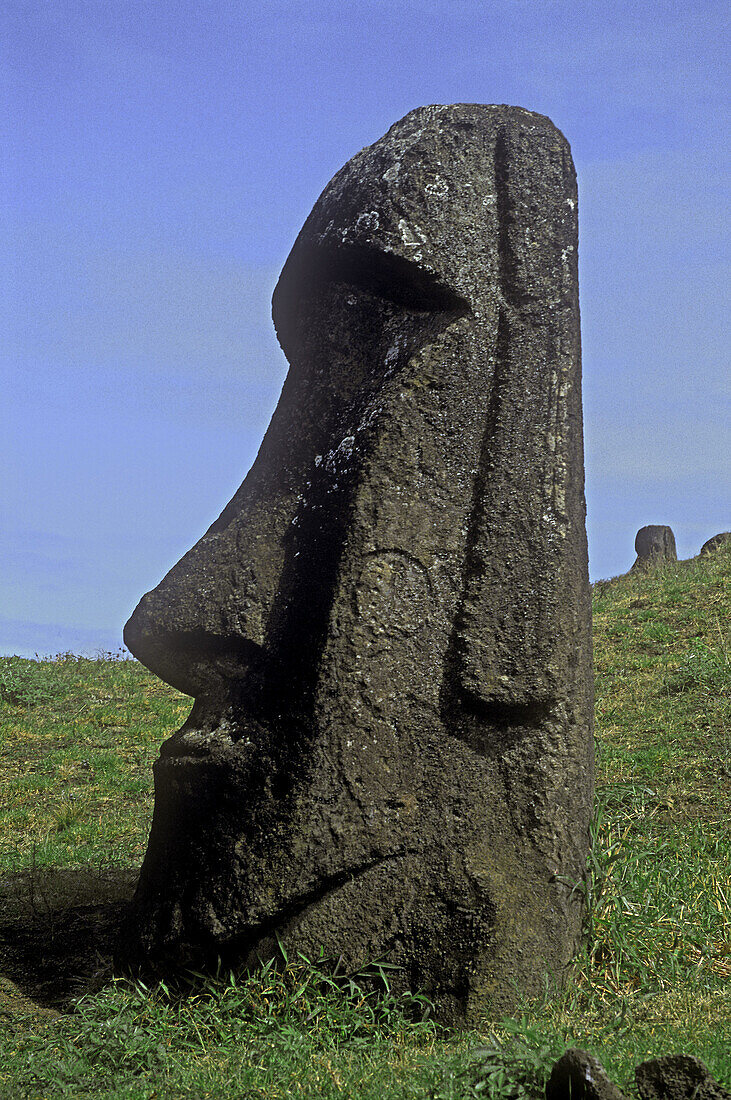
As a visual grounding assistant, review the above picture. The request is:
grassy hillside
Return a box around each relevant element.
[0,544,729,1098]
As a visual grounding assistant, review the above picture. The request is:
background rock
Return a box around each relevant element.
[631,524,677,571]
[699,531,731,557]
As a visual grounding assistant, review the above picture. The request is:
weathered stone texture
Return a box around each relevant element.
[635,1055,730,1100]
[631,524,677,571]
[546,1048,626,1100]
[699,531,731,557]
[121,104,594,1023]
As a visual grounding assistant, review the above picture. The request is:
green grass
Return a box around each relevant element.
[0,544,729,1098]
[0,651,188,873]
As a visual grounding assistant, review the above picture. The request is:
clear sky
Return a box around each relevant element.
[2,0,729,657]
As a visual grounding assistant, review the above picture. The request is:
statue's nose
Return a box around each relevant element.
[125,241,470,701]
[123,493,292,696]
[123,596,270,698]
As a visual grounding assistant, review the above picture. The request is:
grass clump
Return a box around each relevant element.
[0,543,729,1096]
[2,955,449,1099]
[0,655,72,708]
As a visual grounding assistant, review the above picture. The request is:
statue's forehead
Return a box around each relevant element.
[306,124,492,254]
[275,105,571,329]
[287,115,500,300]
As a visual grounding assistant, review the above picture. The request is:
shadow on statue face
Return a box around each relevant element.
[124,194,474,750]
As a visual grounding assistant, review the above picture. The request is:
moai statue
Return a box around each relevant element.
[631,525,677,571]
[121,104,594,1024]
[699,532,730,557]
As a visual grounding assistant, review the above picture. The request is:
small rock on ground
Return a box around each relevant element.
[635,1054,731,1100]
[546,1048,626,1100]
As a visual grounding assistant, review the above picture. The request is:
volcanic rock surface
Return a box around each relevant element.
[631,525,677,571]
[121,103,594,1024]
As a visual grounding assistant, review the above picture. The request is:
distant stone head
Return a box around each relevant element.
[699,531,731,557]
[631,525,677,571]
[121,104,594,1024]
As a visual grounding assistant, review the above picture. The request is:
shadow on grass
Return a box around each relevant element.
[0,865,138,1014]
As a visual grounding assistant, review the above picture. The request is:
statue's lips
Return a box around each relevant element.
[158,732,241,760]
[157,721,271,762]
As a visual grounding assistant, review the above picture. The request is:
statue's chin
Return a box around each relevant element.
[123,833,418,979]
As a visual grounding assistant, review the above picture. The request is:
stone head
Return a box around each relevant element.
[122,104,593,1023]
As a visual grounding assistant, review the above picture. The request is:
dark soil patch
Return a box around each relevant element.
[0,866,137,1016]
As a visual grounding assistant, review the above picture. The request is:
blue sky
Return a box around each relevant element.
[2,0,729,657]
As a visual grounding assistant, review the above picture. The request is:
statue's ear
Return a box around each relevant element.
[454,127,586,719]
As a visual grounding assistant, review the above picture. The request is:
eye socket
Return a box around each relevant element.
[273,242,470,354]
[311,243,469,312]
